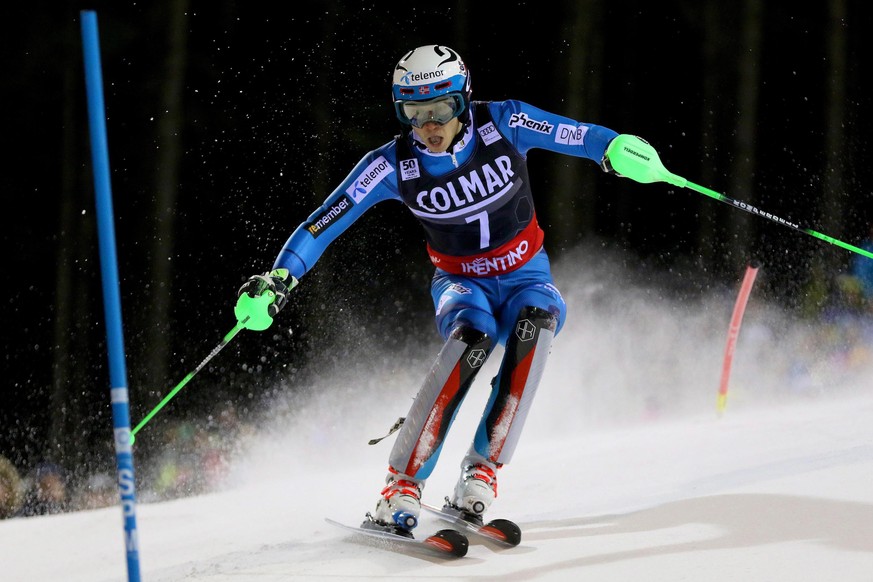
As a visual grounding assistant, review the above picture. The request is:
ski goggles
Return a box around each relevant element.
[394,93,466,128]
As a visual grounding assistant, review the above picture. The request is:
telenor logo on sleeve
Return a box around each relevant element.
[306,195,353,238]
[346,156,394,203]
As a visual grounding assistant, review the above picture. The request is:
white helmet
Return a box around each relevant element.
[392,45,472,127]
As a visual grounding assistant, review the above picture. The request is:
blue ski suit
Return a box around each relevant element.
[273,99,618,478]
[275,100,616,341]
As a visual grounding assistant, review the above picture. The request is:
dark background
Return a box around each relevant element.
[3,1,871,484]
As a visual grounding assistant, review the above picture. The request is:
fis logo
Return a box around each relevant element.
[508,112,554,135]
[306,195,353,238]
[436,283,473,315]
[346,156,394,203]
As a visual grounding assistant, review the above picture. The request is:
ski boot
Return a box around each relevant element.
[444,461,498,526]
[364,469,423,538]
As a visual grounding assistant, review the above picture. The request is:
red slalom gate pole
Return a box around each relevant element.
[717,263,759,415]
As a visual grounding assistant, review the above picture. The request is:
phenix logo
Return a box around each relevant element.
[508,112,554,134]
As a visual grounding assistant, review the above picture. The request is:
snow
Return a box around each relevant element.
[3,255,873,581]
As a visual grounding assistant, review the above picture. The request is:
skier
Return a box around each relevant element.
[239,44,641,536]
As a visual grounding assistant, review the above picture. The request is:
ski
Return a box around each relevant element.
[421,502,522,547]
[325,517,469,558]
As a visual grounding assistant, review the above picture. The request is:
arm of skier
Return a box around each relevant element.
[490,101,672,184]
[488,99,618,165]
[237,146,400,323]
[272,147,400,279]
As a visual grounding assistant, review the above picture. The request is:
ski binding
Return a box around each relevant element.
[421,502,522,547]
[325,516,469,558]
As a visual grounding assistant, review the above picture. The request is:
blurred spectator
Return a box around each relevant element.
[149,421,201,500]
[834,275,867,314]
[143,405,256,501]
[72,472,118,510]
[850,224,873,309]
[17,462,69,517]
[818,225,873,374]
[0,455,24,518]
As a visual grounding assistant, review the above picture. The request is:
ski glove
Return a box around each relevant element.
[234,268,298,331]
[602,134,689,188]
[600,138,622,176]
[601,134,676,184]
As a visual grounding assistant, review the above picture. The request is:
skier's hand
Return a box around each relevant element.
[600,149,622,176]
[238,269,291,315]
[235,268,298,330]
[601,135,645,178]
[601,134,688,188]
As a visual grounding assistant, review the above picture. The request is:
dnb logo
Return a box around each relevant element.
[467,348,487,368]
[515,319,536,342]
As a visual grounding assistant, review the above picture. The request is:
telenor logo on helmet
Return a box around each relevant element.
[401,70,446,84]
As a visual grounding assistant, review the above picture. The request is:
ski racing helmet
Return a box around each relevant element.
[392,45,471,128]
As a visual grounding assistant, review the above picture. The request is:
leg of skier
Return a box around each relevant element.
[367,277,497,535]
[448,270,565,523]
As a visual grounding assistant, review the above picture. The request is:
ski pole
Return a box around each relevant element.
[129,269,296,444]
[129,321,246,444]
[605,134,873,261]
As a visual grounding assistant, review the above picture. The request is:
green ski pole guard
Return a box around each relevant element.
[605,134,687,187]
[234,268,297,331]
[235,291,279,331]
[604,134,873,261]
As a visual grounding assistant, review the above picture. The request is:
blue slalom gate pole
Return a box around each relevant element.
[80,11,142,582]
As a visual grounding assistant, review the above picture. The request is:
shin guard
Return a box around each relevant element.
[389,326,493,479]
[474,306,557,465]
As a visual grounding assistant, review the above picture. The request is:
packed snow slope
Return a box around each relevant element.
[4,249,872,581]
